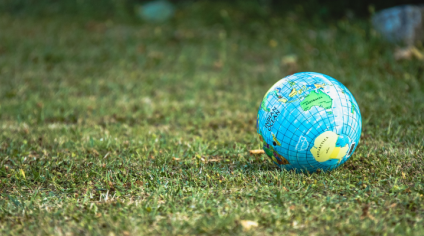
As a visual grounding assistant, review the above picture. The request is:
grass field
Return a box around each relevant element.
[1,2,424,235]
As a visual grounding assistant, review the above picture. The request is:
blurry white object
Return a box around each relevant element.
[372,5,424,46]
[394,46,424,60]
[137,0,175,22]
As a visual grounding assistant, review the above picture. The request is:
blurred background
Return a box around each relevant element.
[1,0,423,20]
[1,0,423,145]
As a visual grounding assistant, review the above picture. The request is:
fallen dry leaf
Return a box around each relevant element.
[240,220,258,231]
[90,149,100,156]
[281,54,298,65]
[368,214,376,221]
[249,150,265,155]
[394,46,424,60]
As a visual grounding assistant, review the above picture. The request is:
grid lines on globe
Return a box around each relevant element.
[292,75,328,169]
[333,80,361,163]
[259,72,361,172]
[282,74,337,170]
[322,78,361,167]
[271,74,311,167]
[333,80,361,143]
[295,75,338,170]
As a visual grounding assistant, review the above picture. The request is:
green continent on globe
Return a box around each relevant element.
[300,90,333,111]
[264,144,290,165]
[310,131,349,163]
[351,101,355,114]
[261,100,270,112]
[261,89,278,112]
[258,133,289,165]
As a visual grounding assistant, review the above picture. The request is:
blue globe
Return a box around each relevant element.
[257,72,362,172]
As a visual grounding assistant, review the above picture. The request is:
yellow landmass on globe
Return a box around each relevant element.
[314,83,325,89]
[289,88,297,97]
[310,131,349,162]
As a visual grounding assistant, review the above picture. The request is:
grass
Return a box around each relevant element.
[1,2,424,235]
